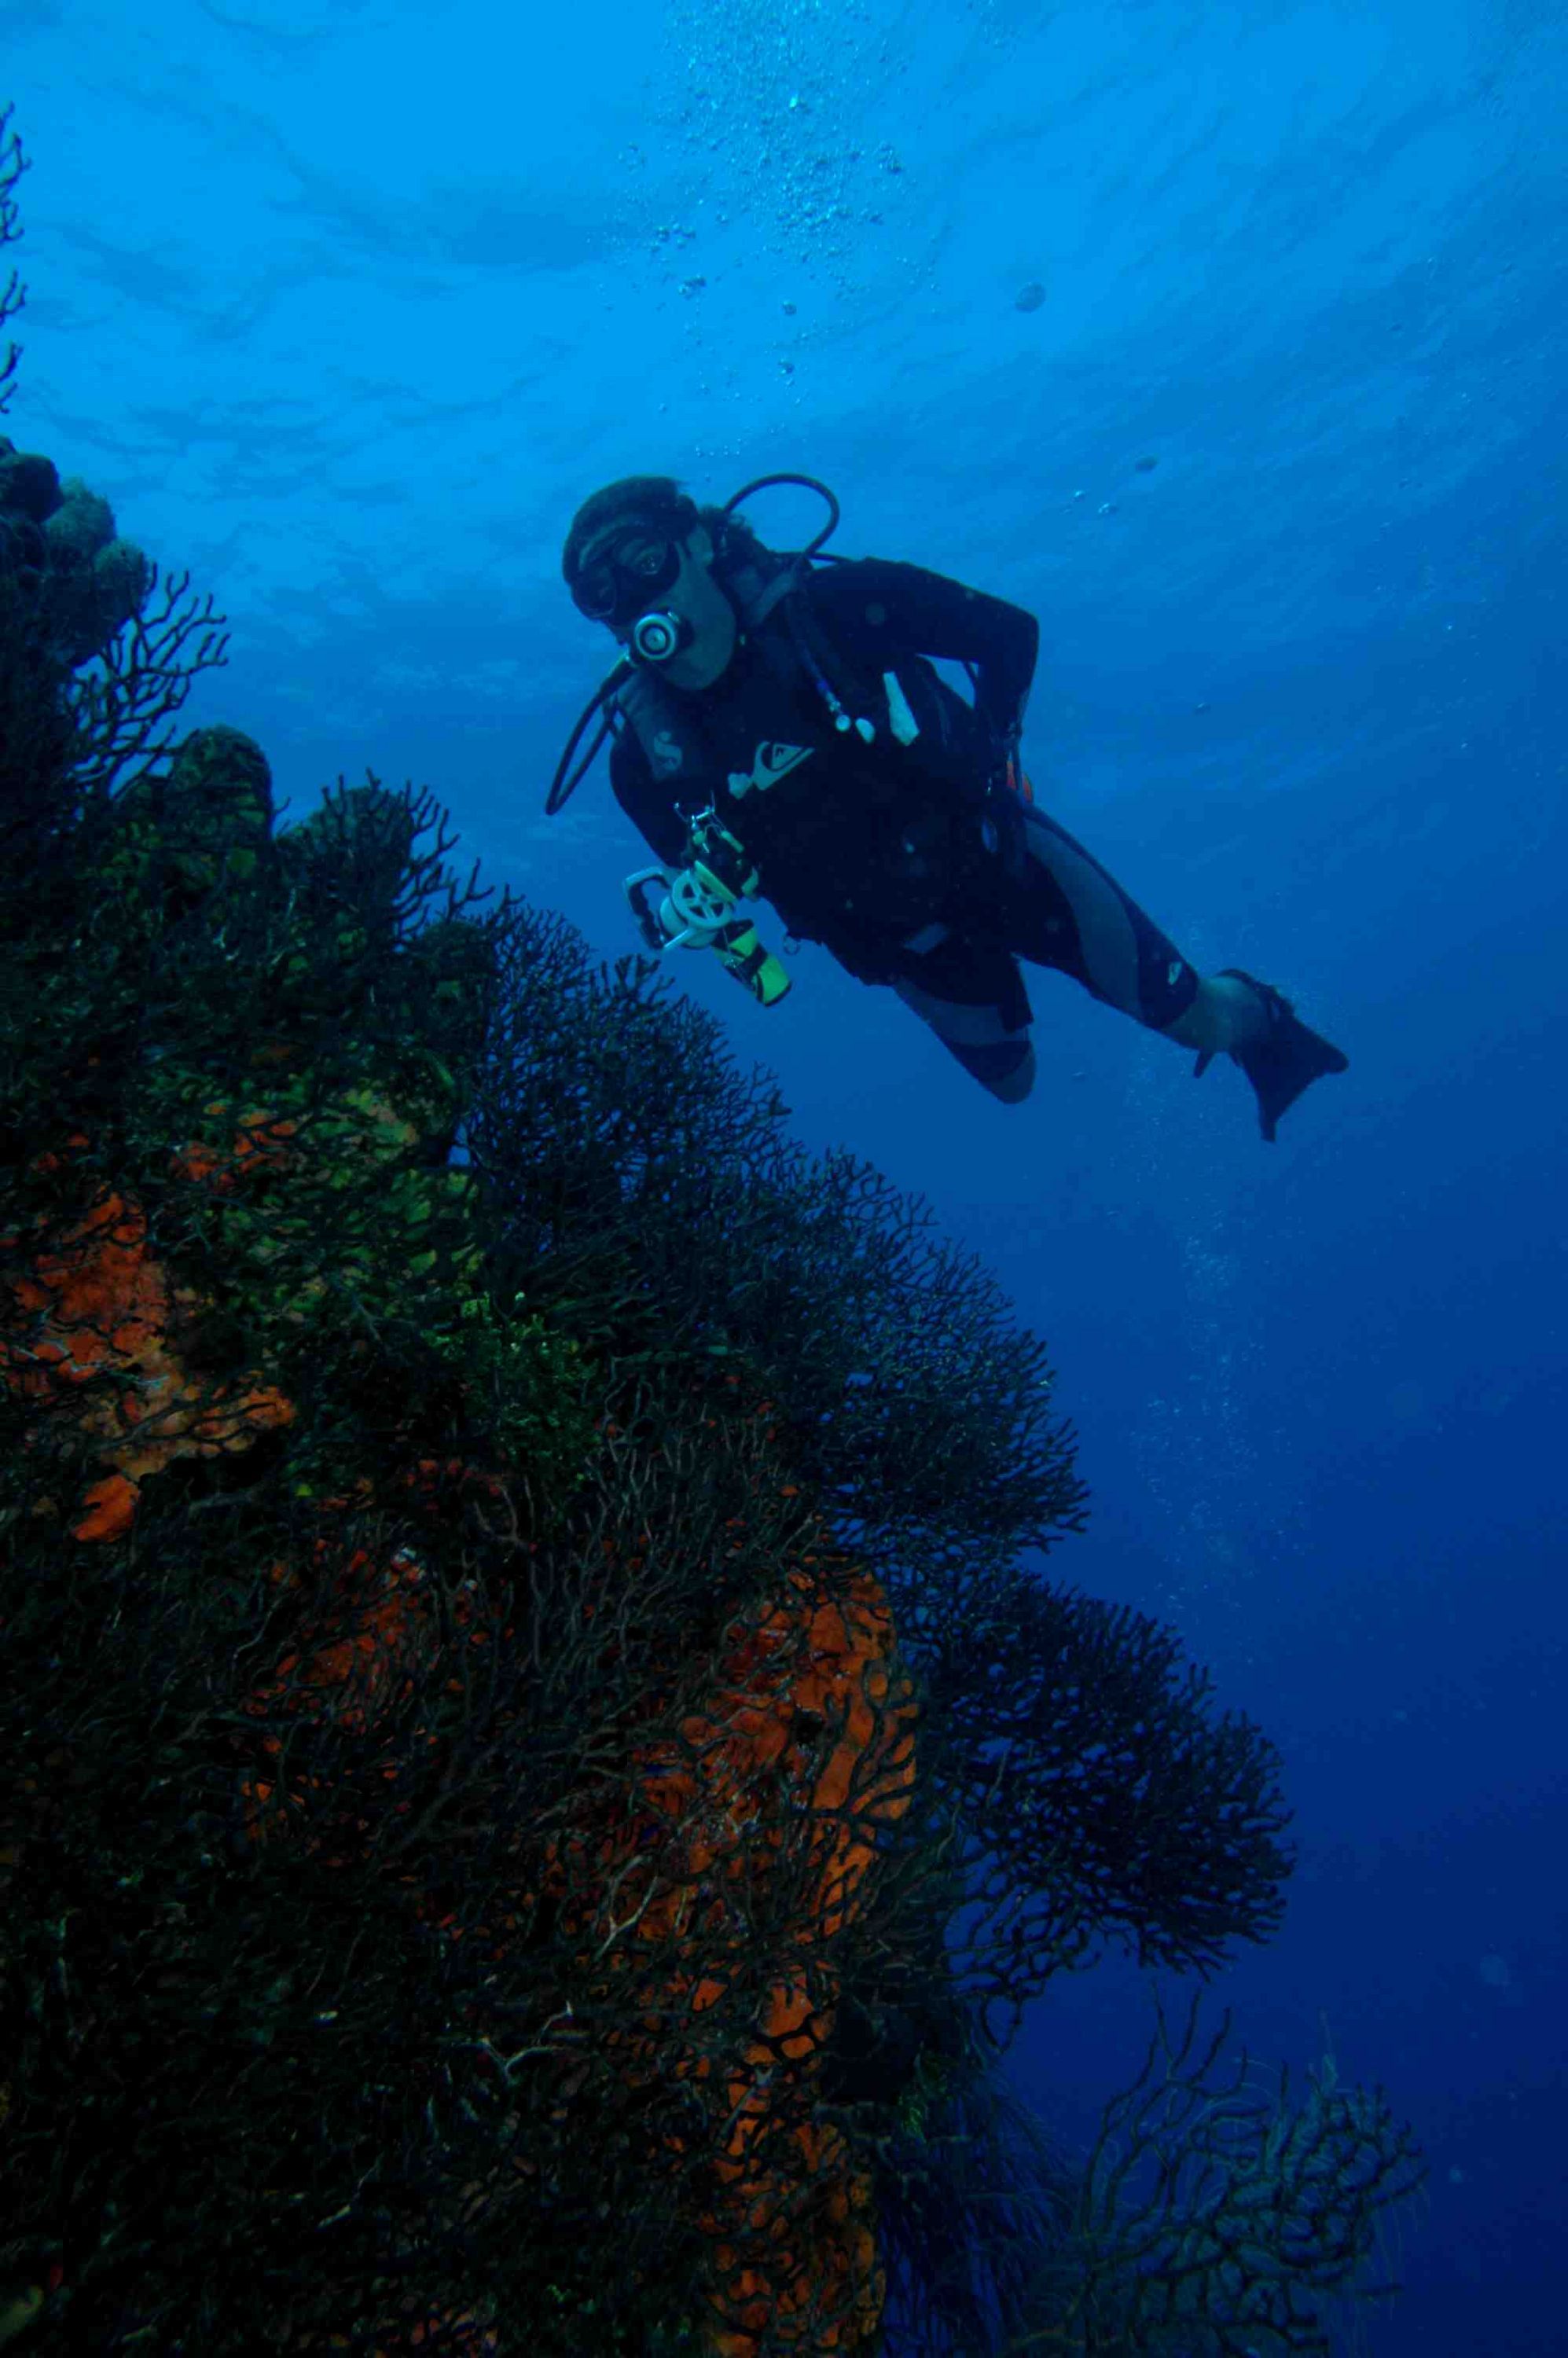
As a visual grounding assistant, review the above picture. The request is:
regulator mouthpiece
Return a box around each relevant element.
[630,608,692,664]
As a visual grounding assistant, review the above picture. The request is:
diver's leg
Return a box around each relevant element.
[888,927,1037,1102]
[1163,971,1270,1055]
[1001,803,1210,1031]
[999,808,1347,1136]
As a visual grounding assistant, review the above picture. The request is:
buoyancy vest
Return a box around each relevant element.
[609,554,1019,972]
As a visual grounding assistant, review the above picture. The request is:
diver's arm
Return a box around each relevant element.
[609,731,689,867]
[810,556,1040,743]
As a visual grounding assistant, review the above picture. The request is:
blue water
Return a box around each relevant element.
[10,2,1566,2347]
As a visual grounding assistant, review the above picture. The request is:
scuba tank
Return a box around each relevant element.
[624,808,792,1008]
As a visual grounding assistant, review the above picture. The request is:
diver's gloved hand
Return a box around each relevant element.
[625,861,733,953]
[1193,969,1349,1142]
[995,722,1035,805]
[627,881,679,954]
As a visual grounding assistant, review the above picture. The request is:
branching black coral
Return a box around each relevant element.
[0,102,24,411]
[61,563,230,794]
[0,138,226,838]
[935,1577,1292,2010]
[465,901,1088,1568]
[1014,1994,1427,2355]
[850,1994,1423,2358]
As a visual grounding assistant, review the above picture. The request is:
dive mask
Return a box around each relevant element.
[570,527,683,625]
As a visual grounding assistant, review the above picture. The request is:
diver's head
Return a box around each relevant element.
[563,475,739,691]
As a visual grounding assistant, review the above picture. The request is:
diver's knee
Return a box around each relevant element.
[985,1041,1036,1103]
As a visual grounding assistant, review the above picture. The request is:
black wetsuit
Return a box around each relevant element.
[609,555,1202,1094]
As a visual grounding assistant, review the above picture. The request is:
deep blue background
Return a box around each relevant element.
[8,0,1566,2345]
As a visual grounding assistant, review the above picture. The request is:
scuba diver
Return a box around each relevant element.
[549,472,1348,1140]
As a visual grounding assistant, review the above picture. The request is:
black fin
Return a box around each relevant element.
[1217,968,1349,1141]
